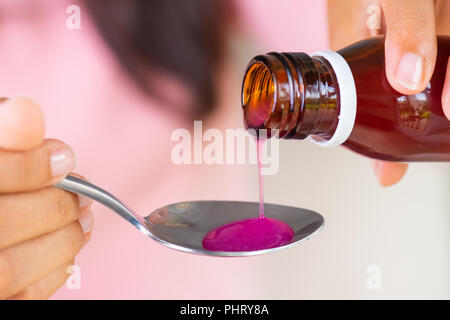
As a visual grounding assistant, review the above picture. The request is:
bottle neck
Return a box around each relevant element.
[242,51,354,145]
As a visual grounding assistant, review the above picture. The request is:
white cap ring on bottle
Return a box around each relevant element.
[310,50,357,147]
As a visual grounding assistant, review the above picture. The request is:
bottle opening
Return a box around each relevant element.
[241,52,343,141]
[242,60,275,131]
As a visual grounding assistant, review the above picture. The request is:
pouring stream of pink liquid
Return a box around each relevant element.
[257,138,265,218]
[202,138,294,252]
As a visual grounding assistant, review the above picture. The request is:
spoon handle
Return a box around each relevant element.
[55,174,145,231]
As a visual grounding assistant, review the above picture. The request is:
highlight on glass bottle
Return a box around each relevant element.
[241,36,450,162]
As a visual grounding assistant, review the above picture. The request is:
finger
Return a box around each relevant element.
[0,216,92,299]
[8,259,75,300]
[0,188,92,250]
[381,0,437,94]
[0,139,76,193]
[442,57,450,120]
[0,97,45,151]
[371,160,408,186]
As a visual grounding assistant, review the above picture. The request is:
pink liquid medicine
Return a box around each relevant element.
[202,139,294,252]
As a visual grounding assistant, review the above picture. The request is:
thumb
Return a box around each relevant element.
[0,97,45,151]
[381,0,437,95]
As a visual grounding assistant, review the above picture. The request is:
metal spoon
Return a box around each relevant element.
[56,175,324,257]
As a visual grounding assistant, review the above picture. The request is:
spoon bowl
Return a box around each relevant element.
[56,175,324,257]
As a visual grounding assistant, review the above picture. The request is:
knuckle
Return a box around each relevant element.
[385,11,434,38]
[395,13,426,26]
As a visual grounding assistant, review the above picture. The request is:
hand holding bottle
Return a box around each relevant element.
[0,97,93,299]
[328,0,450,186]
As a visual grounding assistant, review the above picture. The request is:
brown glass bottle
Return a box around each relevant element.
[242,36,450,162]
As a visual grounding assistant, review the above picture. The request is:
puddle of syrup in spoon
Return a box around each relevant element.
[202,138,294,252]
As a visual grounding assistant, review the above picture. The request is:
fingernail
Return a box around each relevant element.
[78,210,93,234]
[395,53,423,90]
[78,194,93,208]
[50,148,76,177]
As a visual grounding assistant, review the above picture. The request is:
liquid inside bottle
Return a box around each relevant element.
[242,36,450,162]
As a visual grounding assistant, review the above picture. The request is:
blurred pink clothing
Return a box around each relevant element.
[0,0,328,298]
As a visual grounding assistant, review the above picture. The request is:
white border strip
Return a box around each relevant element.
[311,51,357,147]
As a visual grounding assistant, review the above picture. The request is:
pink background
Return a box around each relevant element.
[0,0,448,299]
